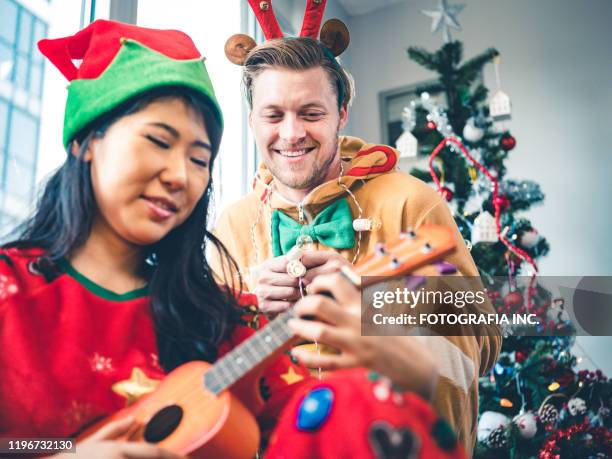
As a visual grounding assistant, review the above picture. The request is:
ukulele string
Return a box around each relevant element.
[299,276,322,381]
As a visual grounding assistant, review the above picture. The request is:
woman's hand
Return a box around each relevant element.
[51,416,187,459]
[287,272,439,400]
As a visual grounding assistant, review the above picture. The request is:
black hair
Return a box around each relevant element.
[3,86,244,371]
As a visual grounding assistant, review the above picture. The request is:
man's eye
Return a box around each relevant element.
[146,135,169,148]
[191,158,209,168]
[304,113,323,119]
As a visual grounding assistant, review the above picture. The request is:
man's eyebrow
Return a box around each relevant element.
[301,103,327,110]
[147,122,211,151]
[259,102,327,111]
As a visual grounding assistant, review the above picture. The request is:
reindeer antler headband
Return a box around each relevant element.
[224,0,350,65]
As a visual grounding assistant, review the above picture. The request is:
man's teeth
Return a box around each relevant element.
[278,149,310,157]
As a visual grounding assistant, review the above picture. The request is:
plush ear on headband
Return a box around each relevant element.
[224,0,350,65]
[319,18,350,57]
[224,33,257,65]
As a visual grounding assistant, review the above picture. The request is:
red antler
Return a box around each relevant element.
[247,0,283,40]
[300,0,327,39]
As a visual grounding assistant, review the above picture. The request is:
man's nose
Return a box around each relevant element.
[279,115,306,144]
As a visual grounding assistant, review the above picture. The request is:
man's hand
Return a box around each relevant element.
[252,255,301,314]
[253,251,350,314]
[287,272,439,400]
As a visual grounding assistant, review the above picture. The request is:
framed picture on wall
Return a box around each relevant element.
[378,80,445,148]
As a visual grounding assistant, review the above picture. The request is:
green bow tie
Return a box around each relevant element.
[271,198,356,257]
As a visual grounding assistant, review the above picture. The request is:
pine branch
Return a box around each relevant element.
[407,46,439,71]
[458,48,499,82]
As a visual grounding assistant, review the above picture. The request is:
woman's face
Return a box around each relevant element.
[84,97,212,247]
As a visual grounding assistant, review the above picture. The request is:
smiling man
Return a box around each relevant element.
[213,37,500,455]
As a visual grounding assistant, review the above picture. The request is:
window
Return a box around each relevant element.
[137,1,245,215]
[0,0,18,44]
[0,0,51,235]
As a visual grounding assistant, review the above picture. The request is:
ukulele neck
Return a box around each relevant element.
[204,309,296,394]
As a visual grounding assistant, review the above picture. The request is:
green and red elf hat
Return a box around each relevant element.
[224,0,350,65]
[38,20,222,149]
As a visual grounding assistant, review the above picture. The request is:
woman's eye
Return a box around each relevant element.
[191,158,209,168]
[146,135,169,148]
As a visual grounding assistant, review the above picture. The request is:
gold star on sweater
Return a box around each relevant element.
[112,367,160,405]
[280,366,304,385]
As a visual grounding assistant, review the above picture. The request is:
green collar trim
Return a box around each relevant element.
[57,259,148,301]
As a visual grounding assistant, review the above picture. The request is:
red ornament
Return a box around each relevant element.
[439,186,453,201]
[426,120,437,130]
[500,134,516,151]
[493,195,510,210]
[515,351,527,364]
[504,291,524,309]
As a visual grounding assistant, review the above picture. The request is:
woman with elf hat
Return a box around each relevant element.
[0,19,466,459]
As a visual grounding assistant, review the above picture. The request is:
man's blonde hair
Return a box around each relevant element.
[242,37,354,110]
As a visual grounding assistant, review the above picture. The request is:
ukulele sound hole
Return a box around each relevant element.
[144,405,183,443]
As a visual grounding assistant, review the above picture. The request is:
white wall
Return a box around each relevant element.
[347,0,612,373]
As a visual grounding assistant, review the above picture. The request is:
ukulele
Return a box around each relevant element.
[79,225,456,459]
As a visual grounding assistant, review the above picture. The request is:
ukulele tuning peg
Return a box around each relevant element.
[401,229,416,239]
[375,243,386,256]
[391,257,401,269]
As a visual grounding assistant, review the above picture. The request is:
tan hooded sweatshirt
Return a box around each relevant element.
[213,136,501,456]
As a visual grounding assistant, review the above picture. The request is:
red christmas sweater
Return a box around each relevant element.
[0,247,310,438]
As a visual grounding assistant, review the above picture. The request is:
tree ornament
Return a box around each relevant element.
[440,186,453,201]
[489,90,512,122]
[513,412,538,439]
[477,411,510,443]
[515,351,526,363]
[487,426,508,449]
[463,118,485,142]
[538,404,559,425]
[471,211,497,244]
[488,55,512,123]
[567,397,587,417]
[500,134,517,151]
[493,194,510,210]
[504,290,524,308]
[520,228,540,248]
[396,130,418,158]
[426,120,437,130]
[547,382,560,392]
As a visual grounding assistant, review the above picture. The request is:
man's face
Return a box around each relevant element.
[249,66,348,193]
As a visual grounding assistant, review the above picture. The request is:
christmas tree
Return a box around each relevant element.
[398,3,611,457]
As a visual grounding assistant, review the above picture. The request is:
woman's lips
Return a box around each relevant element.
[142,197,177,220]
